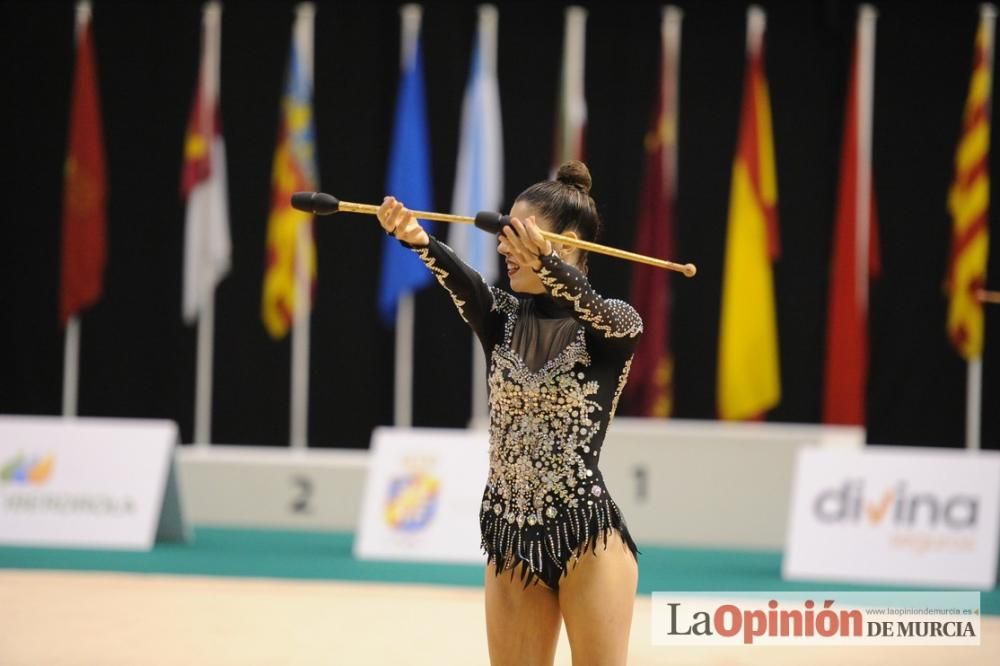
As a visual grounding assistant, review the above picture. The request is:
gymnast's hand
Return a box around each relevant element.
[377,196,429,246]
[500,216,553,272]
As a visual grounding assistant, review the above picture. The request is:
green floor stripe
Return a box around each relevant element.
[1,527,997,615]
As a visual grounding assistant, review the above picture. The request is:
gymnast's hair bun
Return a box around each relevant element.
[555,160,592,195]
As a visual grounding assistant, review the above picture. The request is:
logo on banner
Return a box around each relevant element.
[384,470,440,532]
[0,453,55,485]
[812,480,979,553]
[814,480,978,529]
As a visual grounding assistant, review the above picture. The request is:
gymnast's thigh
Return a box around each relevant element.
[557,530,638,666]
[484,562,562,666]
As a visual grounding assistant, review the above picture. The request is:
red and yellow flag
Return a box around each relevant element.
[262,9,318,339]
[946,16,992,360]
[625,8,681,418]
[717,8,781,420]
[60,14,107,326]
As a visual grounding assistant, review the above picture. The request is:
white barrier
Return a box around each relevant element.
[0,416,188,550]
[178,419,863,550]
[177,445,366,531]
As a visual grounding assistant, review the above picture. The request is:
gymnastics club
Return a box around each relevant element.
[290,192,697,277]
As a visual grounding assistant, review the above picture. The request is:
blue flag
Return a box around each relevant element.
[449,6,503,283]
[377,35,434,326]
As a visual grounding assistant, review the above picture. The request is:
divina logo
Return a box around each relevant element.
[813,480,978,529]
[0,453,55,485]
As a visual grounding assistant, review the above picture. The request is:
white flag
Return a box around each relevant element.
[182,2,231,323]
[552,6,587,172]
[449,4,504,284]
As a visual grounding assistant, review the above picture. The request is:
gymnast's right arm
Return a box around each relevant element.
[376,196,496,336]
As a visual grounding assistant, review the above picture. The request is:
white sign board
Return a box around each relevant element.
[783,446,1000,588]
[354,427,488,563]
[0,416,189,550]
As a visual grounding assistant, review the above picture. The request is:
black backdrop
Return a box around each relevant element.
[2,0,998,449]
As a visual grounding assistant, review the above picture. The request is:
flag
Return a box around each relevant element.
[625,7,681,418]
[262,5,318,339]
[377,9,434,326]
[448,5,503,284]
[717,7,781,420]
[551,6,587,171]
[182,2,230,325]
[946,14,992,360]
[823,10,881,425]
[60,7,107,326]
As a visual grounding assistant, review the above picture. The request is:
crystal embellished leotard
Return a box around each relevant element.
[411,236,641,588]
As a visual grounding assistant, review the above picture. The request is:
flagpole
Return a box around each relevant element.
[195,290,215,445]
[291,221,311,448]
[856,6,876,320]
[466,4,503,427]
[290,2,315,449]
[966,3,995,450]
[193,1,224,447]
[664,7,681,189]
[61,0,92,420]
[392,5,424,429]
[62,317,80,417]
[853,4,877,440]
[394,293,415,427]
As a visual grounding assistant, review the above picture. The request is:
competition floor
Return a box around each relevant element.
[2,528,998,665]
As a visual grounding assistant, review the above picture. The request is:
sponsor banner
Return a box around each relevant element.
[0,416,187,550]
[783,446,1000,588]
[354,427,488,563]
[651,591,981,646]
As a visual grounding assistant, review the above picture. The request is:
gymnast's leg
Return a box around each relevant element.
[557,530,638,666]
[484,561,562,666]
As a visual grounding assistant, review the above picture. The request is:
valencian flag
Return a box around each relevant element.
[60,6,107,326]
[262,6,318,339]
[377,7,434,326]
[946,14,993,361]
[182,2,230,325]
[625,7,681,417]
[823,8,881,425]
[717,6,781,420]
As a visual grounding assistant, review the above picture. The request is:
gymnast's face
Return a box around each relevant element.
[498,200,548,295]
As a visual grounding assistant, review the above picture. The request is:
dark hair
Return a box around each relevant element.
[515,160,602,270]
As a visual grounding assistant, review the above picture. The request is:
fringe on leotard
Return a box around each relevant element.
[481,496,639,590]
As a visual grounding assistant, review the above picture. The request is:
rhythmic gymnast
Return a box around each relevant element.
[378,160,641,666]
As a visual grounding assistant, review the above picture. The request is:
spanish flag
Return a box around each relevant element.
[946,13,993,361]
[717,6,781,420]
[262,4,318,339]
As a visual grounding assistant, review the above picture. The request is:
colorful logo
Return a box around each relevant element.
[384,472,440,532]
[0,453,55,485]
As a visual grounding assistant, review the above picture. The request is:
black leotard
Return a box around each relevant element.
[412,236,641,588]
